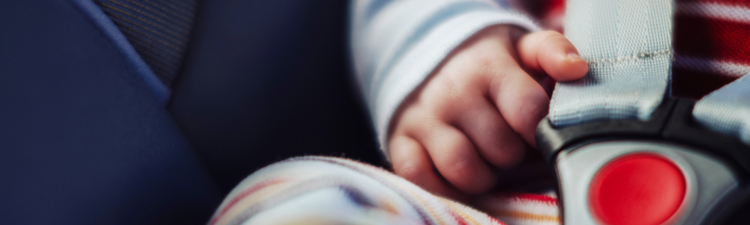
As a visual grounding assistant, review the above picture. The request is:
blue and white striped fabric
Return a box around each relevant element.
[548,0,675,127]
[349,0,539,157]
[694,74,750,146]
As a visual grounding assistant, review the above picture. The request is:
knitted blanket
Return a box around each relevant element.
[208,156,559,225]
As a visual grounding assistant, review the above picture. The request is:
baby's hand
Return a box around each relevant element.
[389,25,588,199]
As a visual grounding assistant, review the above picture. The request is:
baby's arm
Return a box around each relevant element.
[350,0,587,199]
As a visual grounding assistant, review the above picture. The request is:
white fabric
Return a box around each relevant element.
[693,74,750,146]
[209,157,512,225]
[674,55,750,78]
[677,2,750,24]
[349,0,539,157]
[209,157,563,225]
[548,0,674,127]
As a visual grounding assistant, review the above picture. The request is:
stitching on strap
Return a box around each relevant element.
[586,49,673,66]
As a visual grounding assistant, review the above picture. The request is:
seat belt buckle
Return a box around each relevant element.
[537,99,750,224]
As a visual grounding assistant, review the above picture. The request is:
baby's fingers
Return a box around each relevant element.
[390,135,467,201]
[489,68,549,146]
[516,31,588,81]
[453,98,525,168]
[405,118,497,194]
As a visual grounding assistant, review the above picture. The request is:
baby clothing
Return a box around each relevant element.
[208,156,560,225]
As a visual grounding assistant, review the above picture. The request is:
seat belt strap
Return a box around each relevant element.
[549,0,675,127]
[694,74,750,145]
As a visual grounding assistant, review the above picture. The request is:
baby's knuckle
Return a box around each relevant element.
[476,55,502,75]
[420,118,443,132]
[397,165,424,183]
[538,31,565,46]
[520,99,547,119]
[428,78,459,101]
[443,157,472,180]
[538,30,561,39]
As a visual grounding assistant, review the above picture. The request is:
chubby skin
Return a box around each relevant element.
[388,25,589,201]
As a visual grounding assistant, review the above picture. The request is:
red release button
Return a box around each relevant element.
[589,153,686,225]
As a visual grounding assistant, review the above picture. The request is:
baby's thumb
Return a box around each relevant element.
[516,31,588,81]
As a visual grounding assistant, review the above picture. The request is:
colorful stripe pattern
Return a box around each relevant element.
[474,193,560,225]
[672,0,750,99]
[209,156,560,225]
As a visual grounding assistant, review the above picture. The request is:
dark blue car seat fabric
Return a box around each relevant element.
[167,0,384,192]
[0,0,221,224]
[69,0,171,103]
[0,0,384,223]
[92,0,199,87]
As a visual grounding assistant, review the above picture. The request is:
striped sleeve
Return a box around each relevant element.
[349,0,539,158]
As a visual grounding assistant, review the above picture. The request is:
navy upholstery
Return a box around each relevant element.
[94,0,198,86]
[0,0,382,224]
[168,0,383,192]
[0,0,219,224]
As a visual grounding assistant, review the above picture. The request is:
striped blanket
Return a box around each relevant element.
[208,156,559,225]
